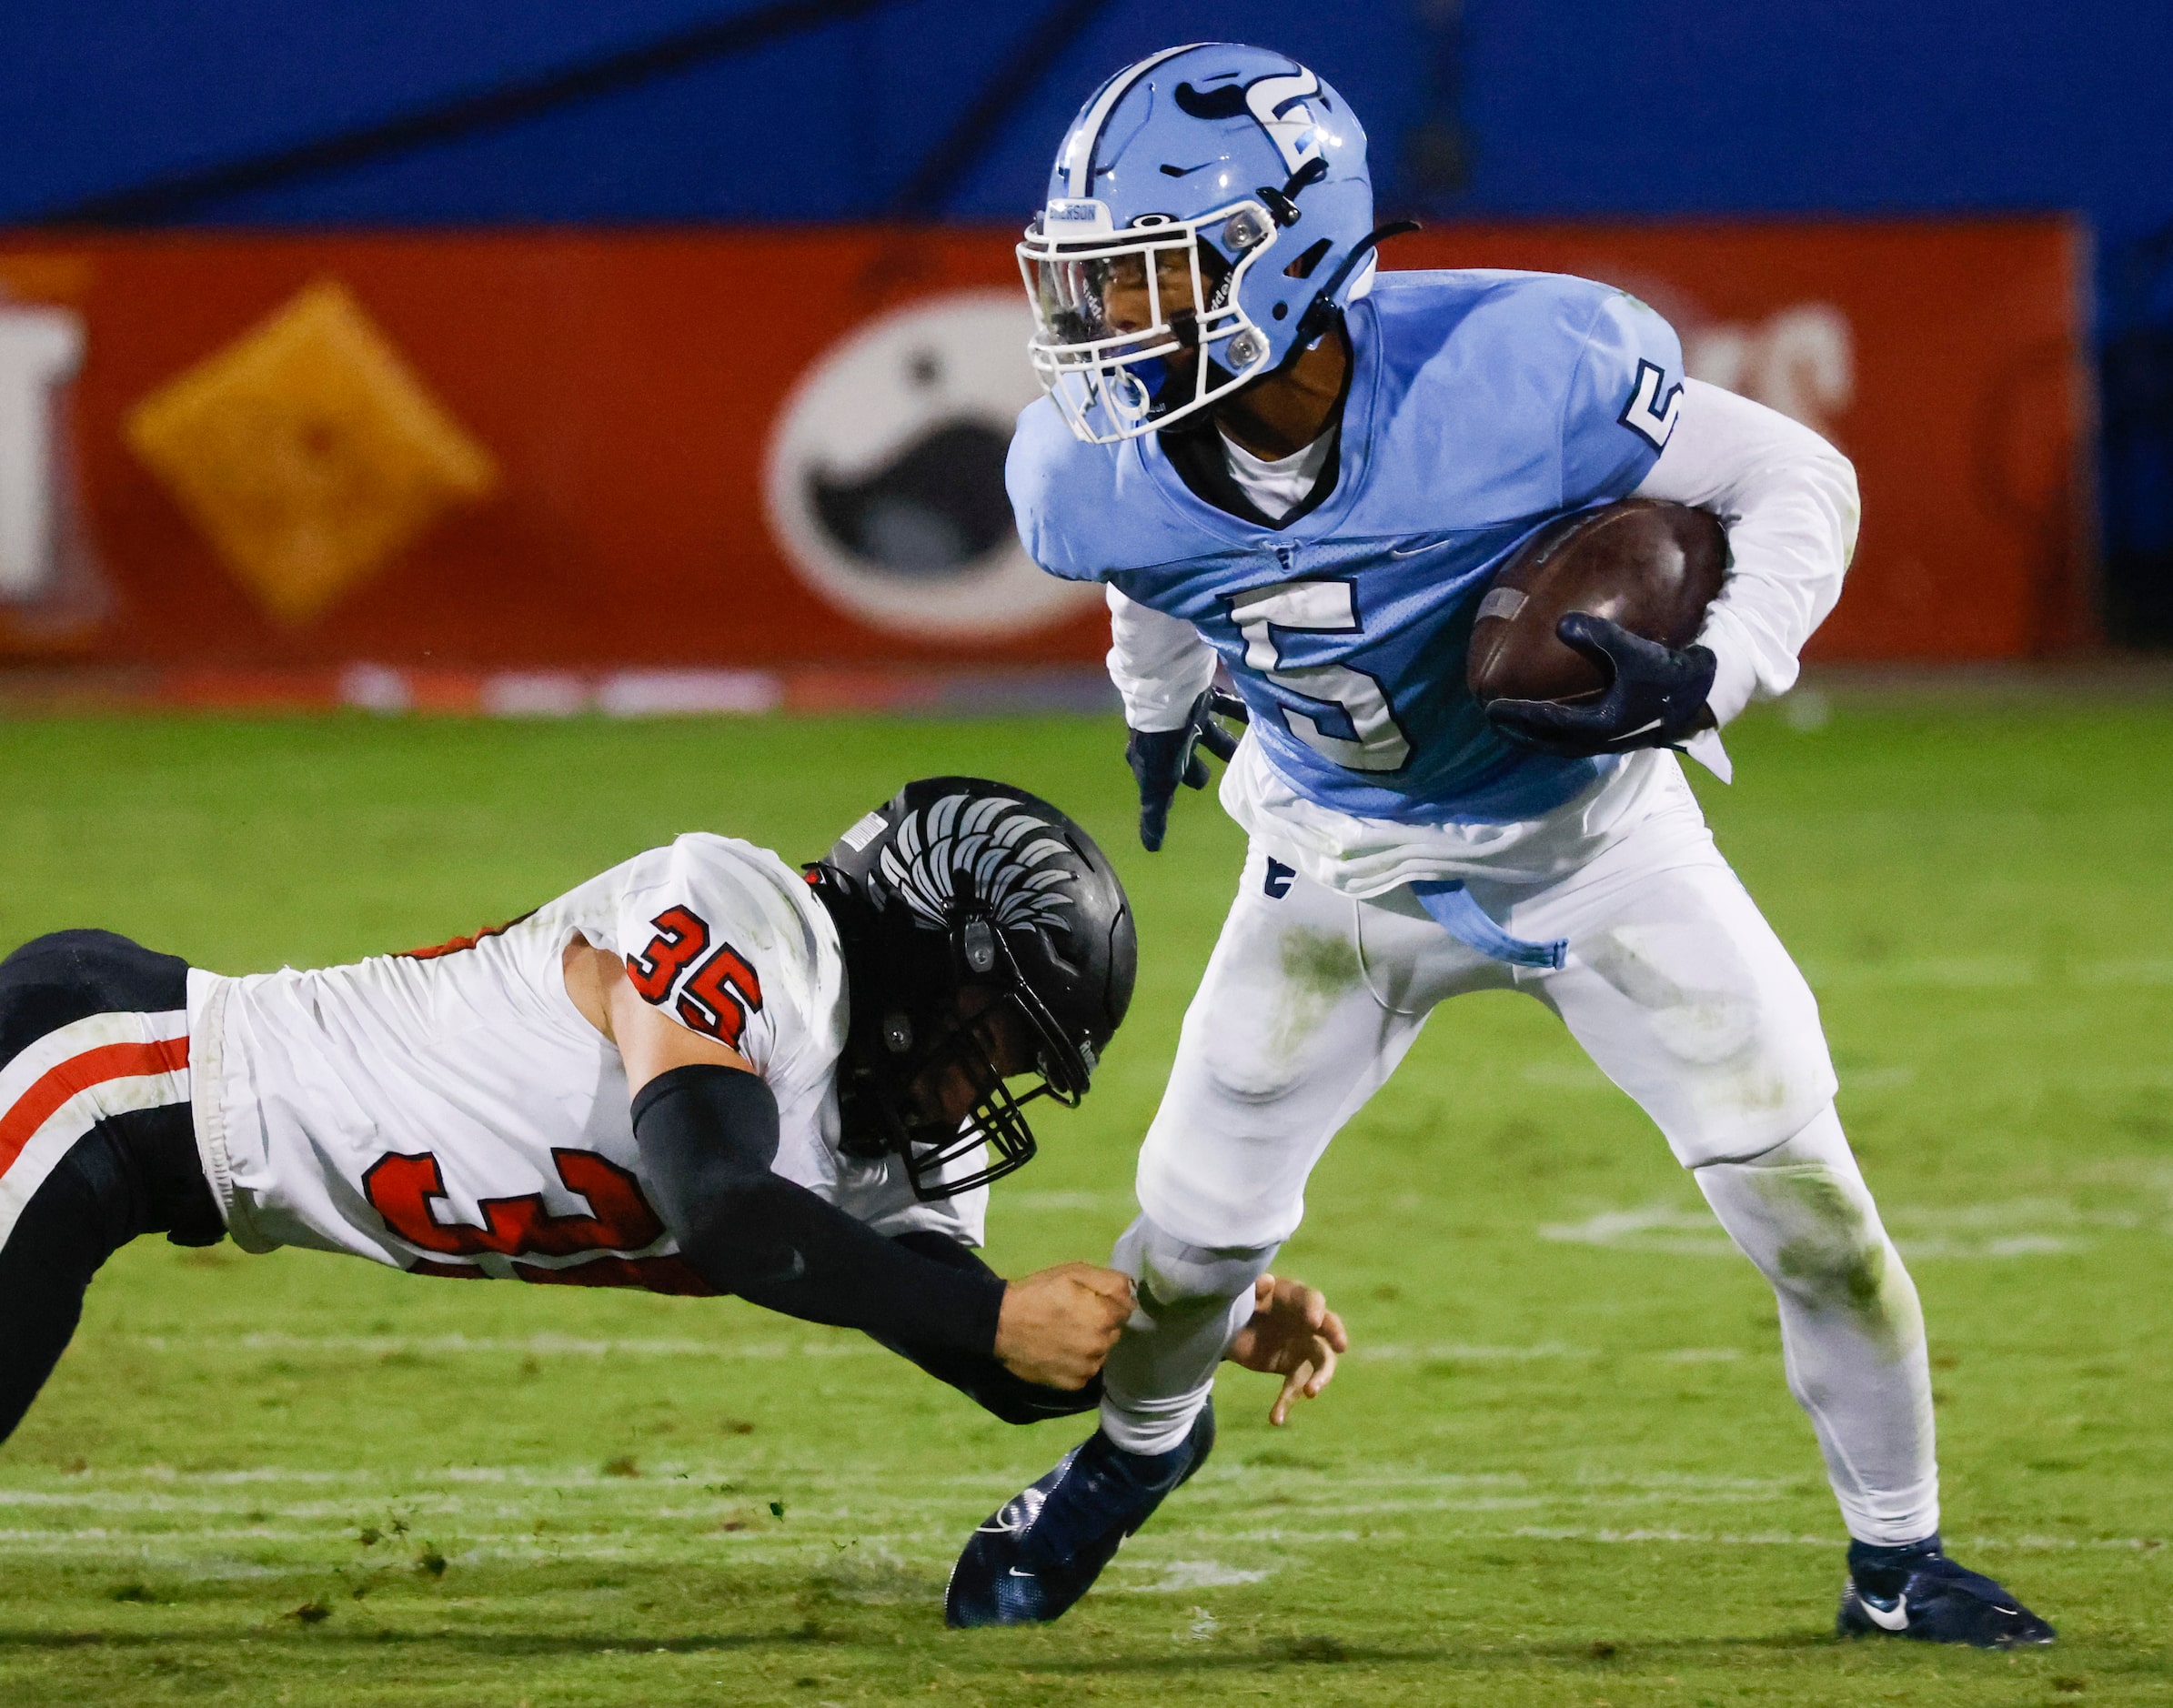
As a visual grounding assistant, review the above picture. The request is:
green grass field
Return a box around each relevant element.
[1,700,2168,1706]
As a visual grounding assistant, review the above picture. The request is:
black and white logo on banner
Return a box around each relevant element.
[763,291,1098,641]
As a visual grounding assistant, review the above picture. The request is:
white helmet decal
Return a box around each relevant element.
[1244,69,1325,175]
[877,792,1076,935]
[1167,65,1325,175]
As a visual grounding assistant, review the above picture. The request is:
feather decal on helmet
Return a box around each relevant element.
[876,793,1078,935]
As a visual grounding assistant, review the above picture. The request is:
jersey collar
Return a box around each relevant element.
[1134,297,1381,544]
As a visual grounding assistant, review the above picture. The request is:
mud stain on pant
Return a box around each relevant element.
[1270,925,1365,1060]
[1756,1164,1925,1361]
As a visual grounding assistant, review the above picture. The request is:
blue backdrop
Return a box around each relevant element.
[5,0,2171,634]
[5,0,2168,249]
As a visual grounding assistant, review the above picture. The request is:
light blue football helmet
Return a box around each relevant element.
[1019,43,1383,444]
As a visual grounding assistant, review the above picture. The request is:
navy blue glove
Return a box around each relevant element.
[1484,612,1716,759]
[1126,688,1247,851]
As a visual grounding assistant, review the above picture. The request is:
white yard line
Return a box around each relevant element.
[128,1332,878,1361]
[1514,1527,2167,1552]
[1537,1198,2151,1259]
[0,1452,2082,1588]
[1001,1191,1135,1212]
[0,1512,2151,1569]
[1358,1341,1594,1361]
[1118,1560,1271,1592]
[1802,958,2037,988]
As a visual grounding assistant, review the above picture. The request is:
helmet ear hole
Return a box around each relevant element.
[1283,236,1333,280]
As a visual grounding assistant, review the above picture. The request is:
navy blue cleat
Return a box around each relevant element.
[1836,1535,2055,1648]
[944,1403,1215,1627]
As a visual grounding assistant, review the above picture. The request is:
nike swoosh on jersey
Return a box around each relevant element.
[1008,1566,1036,1578]
[1857,1591,1909,1632]
[1389,544,1431,557]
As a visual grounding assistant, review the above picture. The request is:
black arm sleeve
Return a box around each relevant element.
[630,1064,1004,1358]
[877,1231,1102,1424]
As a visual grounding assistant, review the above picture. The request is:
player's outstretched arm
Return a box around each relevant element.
[575,940,1134,1386]
[994,1263,1135,1389]
[1226,1274,1350,1425]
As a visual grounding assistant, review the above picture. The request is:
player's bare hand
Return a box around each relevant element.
[994,1263,1135,1391]
[1225,1274,1347,1426]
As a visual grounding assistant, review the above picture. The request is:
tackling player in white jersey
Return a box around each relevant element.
[0,778,1344,1468]
[943,44,2051,1648]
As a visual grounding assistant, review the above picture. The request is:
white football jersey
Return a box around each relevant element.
[185,833,986,1291]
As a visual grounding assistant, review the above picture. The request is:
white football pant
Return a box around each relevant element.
[1101,780,1939,1546]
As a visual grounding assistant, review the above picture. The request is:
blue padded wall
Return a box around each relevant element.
[4,0,2166,254]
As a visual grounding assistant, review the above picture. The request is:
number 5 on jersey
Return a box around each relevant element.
[1225,578,1412,772]
[626,905,764,1048]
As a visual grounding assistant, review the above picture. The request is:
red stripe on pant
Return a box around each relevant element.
[0,1036,190,1180]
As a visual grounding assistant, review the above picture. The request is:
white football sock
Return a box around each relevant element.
[1097,1213,1274,1455]
[1693,1104,1939,1545]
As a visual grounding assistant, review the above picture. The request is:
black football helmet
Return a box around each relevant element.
[807,778,1136,1202]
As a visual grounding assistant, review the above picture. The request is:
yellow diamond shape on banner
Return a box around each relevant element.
[126,279,498,625]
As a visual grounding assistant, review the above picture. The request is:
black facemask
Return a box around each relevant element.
[834,979,1083,1202]
[808,778,1135,1205]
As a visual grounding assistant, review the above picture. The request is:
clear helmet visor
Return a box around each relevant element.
[1025,241,1194,350]
[1018,206,1279,443]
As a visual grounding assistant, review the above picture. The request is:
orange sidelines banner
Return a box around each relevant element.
[0,218,2089,675]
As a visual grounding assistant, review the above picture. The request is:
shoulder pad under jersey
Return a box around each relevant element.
[1363,269,1685,514]
[1005,396,1209,580]
[605,834,837,1068]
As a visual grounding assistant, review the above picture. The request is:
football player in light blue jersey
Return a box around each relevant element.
[1009,243,1685,830]
[946,44,2051,1649]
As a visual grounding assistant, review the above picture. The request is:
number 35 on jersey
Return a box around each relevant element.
[625,906,765,1047]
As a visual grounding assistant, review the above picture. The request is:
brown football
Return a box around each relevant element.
[1465,499,1728,706]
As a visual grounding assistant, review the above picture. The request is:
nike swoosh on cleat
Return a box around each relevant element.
[1007,1567,1036,1579]
[1858,1592,1909,1633]
[1618,718,1665,739]
[1160,161,1215,177]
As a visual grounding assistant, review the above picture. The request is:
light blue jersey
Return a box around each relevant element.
[1010,269,1685,825]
